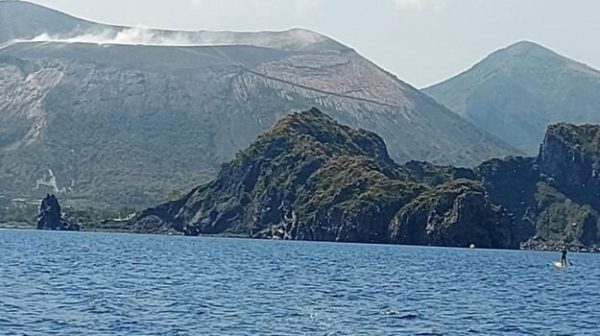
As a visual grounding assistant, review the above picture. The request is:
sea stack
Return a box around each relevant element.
[37,194,80,231]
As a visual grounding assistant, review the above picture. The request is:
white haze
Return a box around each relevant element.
[30,28,216,46]
[14,27,328,50]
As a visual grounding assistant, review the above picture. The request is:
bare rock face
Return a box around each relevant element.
[0,1,517,211]
[476,124,600,251]
[537,123,600,208]
[37,194,79,230]
[389,180,515,249]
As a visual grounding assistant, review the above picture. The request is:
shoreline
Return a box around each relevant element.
[2,224,598,253]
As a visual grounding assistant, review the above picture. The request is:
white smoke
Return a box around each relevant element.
[13,27,327,50]
[28,28,217,46]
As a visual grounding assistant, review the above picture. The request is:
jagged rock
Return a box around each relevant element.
[537,124,600,208]
[133,108,425,242]
[476,124,600,250]
[131,111,600,250]
[389,180,515,248]
[37,194,79,231]
[477,156,539,242]
[131,108,518,247]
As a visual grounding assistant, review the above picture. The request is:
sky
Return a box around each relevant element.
[24,0,600,88]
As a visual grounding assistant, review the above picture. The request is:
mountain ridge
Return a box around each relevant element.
[425,40,600,154]
[0,1,348,52]
[0,1,517,213]
[132,108,515,247]
[130,108,600,250]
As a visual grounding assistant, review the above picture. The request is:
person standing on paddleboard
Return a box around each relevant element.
[560,246,568,267]
[559,223,577,267]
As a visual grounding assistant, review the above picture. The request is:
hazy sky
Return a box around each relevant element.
[25,0,600,88]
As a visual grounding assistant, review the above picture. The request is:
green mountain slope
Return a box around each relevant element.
[425,41,600,154]
[132,111,600,250]
[131,108,520,248]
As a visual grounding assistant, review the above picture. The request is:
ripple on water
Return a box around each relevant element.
[0,230,599,335]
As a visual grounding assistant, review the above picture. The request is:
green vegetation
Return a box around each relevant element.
[534,182,600,244]
[546,123,600,155]
[132,109,519,248]
[178,108,420,240]
[5,107,600,250]
[133,111,600,250]
[0,199,37,227]
[64,206,138,232]
[0,196,138,232]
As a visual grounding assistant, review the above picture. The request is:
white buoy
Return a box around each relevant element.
[469,243,476,249]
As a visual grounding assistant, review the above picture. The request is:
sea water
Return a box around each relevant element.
[1,229,599,335]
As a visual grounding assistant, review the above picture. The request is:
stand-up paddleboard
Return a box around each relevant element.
[553,261,569,268]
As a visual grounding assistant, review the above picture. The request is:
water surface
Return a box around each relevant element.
[1,230,598,335]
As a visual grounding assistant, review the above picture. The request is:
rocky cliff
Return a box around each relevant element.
[390,180,515,248]
[477,125,600,251]
[132,112,600,250]
[132,108,517,248]
[37,194,79,230]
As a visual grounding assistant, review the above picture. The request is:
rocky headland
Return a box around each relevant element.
[130,108,600,250]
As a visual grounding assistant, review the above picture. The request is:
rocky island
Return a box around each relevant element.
[129,108,600,251]
[37,194,80,231]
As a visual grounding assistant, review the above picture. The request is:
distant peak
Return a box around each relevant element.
[484,40,600,76]
[469,40,569,71]
[506,40,545,49]
[503,40,556,54]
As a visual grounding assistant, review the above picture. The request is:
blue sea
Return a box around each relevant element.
[0,229,598,335]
